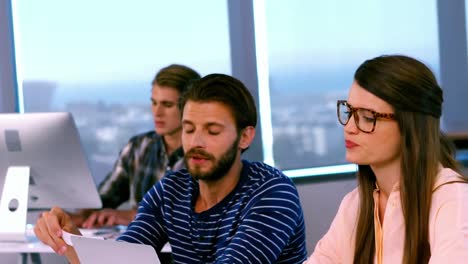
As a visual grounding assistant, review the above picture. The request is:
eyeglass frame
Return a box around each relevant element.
[336,100,396,133]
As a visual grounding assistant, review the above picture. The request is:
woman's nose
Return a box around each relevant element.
[344,114,359,134]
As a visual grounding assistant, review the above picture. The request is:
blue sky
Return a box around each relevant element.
[14,0,439,85]
[13,0,231,82]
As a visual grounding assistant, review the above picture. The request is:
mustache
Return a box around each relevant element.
[185,148,214,160]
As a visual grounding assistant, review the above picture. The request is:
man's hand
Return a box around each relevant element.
[81,209,136,228]
[69,209,95,227]
[34,207,81,263]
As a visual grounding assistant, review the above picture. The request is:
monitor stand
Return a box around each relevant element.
[0,166,30,242]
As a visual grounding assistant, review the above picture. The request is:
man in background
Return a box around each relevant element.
[72,64,200,228]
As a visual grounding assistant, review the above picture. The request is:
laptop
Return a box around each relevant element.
[71,236,160,264]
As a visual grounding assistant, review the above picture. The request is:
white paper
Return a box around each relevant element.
[61,230,104,246]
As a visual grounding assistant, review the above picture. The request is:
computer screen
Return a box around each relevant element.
[0,112,102,210]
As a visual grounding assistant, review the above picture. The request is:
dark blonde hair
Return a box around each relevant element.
[152,64,200,94]
[352,55,466,264]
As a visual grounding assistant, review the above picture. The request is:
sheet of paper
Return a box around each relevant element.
[61,230,104,246]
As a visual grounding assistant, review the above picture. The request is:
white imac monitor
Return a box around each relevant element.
[0,112,102,209]
[0,112,102,241]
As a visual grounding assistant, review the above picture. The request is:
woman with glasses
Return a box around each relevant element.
[305,55,468,264]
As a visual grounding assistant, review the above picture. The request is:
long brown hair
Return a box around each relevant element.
[351,55,467,264]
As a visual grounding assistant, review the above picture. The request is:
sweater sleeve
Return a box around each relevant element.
[116,181,168,252]
[98,141,133,208]
[216,178,307,264]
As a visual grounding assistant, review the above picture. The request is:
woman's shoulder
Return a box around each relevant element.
[433,168,467,190]
[343,187,360,203]
[432,168,468,205]
[335,187,360,216]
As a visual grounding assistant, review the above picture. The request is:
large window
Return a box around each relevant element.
[13,0,230,184]
[262,0,440,170]
[8,0,464,179]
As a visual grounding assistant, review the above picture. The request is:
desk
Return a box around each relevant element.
[0,243,50,264]
[0,225,124,264]
[0,225,53,264]
[0,239,52,254]
[0,225,171,264]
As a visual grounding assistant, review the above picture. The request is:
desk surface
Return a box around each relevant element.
[0,225,121,254]
[0,240,52,253]
[0,224,51,253]
[0,225,172,254]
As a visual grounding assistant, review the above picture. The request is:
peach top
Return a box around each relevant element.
[304,168,468,264]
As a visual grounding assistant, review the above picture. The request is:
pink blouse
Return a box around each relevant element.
[305,168,468,264]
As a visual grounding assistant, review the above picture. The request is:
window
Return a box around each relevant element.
[261,0,440,171]
[10,0,455,179]
[13,0,231,184]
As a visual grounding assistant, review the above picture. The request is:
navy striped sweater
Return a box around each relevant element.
[118,160,307,263]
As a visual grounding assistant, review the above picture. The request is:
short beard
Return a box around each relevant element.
[184,135,240,182]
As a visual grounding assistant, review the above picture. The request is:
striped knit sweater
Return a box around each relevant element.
[118,160,307,263]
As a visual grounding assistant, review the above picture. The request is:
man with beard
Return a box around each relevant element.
[34,74,308,264]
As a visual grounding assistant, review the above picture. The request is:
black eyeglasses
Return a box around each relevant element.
[337,100,396,133]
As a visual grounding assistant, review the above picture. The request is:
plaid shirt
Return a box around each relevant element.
[98,131,184,209]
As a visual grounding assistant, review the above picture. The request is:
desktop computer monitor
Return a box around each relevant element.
[0,112,102,210]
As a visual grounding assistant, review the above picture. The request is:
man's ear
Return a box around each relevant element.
[238,126,255,150]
